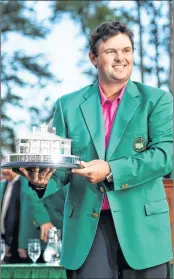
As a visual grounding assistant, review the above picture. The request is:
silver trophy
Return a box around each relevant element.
[1,124,80,170]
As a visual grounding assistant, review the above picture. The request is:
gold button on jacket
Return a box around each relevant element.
[92,212,99,218]
[121,184,129,189]
[32,220,37,226]
[99,186,105,193]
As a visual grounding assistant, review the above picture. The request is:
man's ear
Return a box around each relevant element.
[89,51,97,68]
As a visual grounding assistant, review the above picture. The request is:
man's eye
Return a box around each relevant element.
[125,49,131,53]
[106,50,115,54]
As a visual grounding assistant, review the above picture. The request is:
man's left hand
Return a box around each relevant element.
[72,160,110,184]
[40,222,54,242]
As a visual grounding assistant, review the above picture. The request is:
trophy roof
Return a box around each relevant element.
[16,131,71,142]
[16,123,72,142]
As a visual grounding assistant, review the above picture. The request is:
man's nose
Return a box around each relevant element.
[114,51,124,62]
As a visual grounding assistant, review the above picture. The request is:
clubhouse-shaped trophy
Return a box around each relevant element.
[1,123,80,170]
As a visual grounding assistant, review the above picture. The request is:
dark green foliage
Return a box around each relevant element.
[1,1,58,154]
[50,1,172,91]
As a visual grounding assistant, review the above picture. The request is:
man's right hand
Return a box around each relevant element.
[40,222,54,242]
[17,167,56,188]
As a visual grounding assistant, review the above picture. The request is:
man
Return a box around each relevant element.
[0,169,26,263]
[18,20,173,278]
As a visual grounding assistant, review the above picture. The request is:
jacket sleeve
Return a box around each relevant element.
[29,183,69,229]
[18,178,47,248]
[108,92,173,191]
[42,183,69,230]
[31,179,60,228]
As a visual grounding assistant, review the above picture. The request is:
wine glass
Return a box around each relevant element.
[1,239,5,261]
[28,239,41,264]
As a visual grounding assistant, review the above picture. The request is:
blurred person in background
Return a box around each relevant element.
[18,179,69,263]
[0,168,27,263]
[17,176,46,263]
[0,168,64,264]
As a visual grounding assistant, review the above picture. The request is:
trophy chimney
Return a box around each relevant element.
[40,123,48,133]
[52,127,56,134]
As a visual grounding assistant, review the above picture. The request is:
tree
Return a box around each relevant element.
[1,1,58,154]
[135,0,144,83]
[50,1,171,92]
[141,1,171,90]
[148,2,163,88]
[50,1,134,82]
[168,0,174,94]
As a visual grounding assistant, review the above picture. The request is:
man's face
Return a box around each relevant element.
[89,33,134,84]
[1,169,17,181]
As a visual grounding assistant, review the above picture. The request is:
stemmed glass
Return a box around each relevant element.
[1,239,5,262]
[28,239,41,264]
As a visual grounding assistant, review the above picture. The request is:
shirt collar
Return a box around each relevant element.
[99,83,126,106]
[8,175,20,186]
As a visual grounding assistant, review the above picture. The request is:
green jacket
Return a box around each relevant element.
[18,177,40,249]
[19,178,68,249]
[0,177,36,249]
[33,80,173,270]
[0,180,6,199]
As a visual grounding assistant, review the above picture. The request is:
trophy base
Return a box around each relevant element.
[1,154,80,170]
[1,162,80,170]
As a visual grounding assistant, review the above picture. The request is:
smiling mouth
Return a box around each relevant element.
[113,65,127,69]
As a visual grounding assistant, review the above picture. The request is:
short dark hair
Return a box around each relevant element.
[89,20,134,56]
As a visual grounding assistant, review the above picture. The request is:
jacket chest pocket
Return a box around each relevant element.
[118,132,148,156]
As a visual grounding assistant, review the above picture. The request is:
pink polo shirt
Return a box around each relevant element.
[99,83,126,210]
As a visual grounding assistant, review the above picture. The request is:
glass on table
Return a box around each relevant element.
[1,239,5,261]
[43,228,62,265]
[28,238,41,264]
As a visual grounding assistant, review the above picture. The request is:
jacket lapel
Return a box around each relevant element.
[106,80,140,161]
[80,82,105,160]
